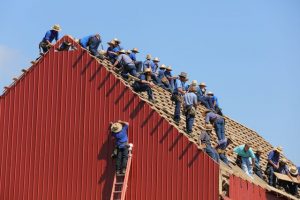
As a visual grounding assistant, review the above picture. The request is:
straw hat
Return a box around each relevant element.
[107,40,116,45]
[111,122,122,133]
[159,64,166,69]
[191,80,198,86]
[132,48,139,53]
[280,158,287,164]
[119,49,126,54]
[126,50,132,54]
[99,50,106,55]
[199,82,206,87]
[153,57,160,62]
[166,66,172,71]
[146,54,152,60]
[274,146,283,153]
[52,24,61,31]
[289,166,299,176]
[144,68,152,73]
[113,38,121,44]
[204,124,213,130]
[207,91,214,96]
[178,72,188,79]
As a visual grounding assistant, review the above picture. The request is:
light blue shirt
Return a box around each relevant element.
[143,60,156,72]
[173,79,188,93]
[234,145,255,158]
[117,54,134,65]
[184,92,197,106]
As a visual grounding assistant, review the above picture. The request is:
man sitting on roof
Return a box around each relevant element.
[288,166,299,197]
[266,146,283,187]
[232,144,256,176]
[129,48,143,72]
[164,66,176,91]
[276,159,294,192]
[214,136,234,165]
[113,38,123,51]
[110,120,129,175]
[203,109,226,144]
[157,64,171,91]
[197,82,212,109]
[39,24,61,53]
[143,54,156,72]
[183,86,198,134]
[254,147,263,179]
[207,91,223,116]
[107,40,118,63]
[79,34,102,58]
[198,124,220,162]
[152,57,160,73]
[113,50,137,79]
[172,72,189,124]
[132,68,156,103]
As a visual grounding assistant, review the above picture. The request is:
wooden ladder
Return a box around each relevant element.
[110,143,133,200]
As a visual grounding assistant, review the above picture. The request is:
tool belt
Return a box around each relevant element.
[171,93,183,102]
[185,105,196,116]
[161,76,169,84]
[217,149,226,154]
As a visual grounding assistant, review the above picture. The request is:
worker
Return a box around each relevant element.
[165,66,176,91]
[254,147,263,179]
[288,166,299,196]
[232,144,256,176]
[143,54,156,72]
[113,38,123,51]
[183,86,198,134]
[132,68,156,103]
[197,83,211,109]
[266,146,283,187]
[107,40,119,63]
[152,57,160,73]
[203,109,226,143]
[277,159,293,192]
[79,34,102,58]
[207,91,223,116]
[157,64,171,91]
[110,120,129,175]
[113,50,137,79]
[172,72,189,124]
[198,124,220,162]
[39,24,61,53]
[214,136,234,165]
[129,48,143,72]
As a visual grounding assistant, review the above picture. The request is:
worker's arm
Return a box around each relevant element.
[268,159,279,169]
[177,87,185,95]
[118,120,129,126]
[252,158,255,169]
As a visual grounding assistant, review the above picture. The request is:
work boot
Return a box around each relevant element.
[121,169,126,174]
[116,171,122,176]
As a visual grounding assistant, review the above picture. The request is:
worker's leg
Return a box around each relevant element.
[135,61,143,72]
[219,153,229,165]
[121,147,129,174]
[266,165,275,186]
[174,99,181,123]
[116,148,122,173]
[241,157,251,176]
[205,145,219,162]
[127,64,137,77]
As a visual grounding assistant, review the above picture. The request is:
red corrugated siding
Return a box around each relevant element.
[0,36,219,200]
[229,175,289,200]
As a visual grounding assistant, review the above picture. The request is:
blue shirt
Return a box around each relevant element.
[80,35,101,56]
[233,145,255,158]
[43,30,59,43]
[164,70,172,78]
[129,52,136,61]
[107,46,116,59]
[212,96,219,106]
[80,35,93,48]
[205,111,220,124]
[173,79,188,93]
[268,150,280,165]
[117,54,134,65]
[143,60,156,72]
[112,124,128,148]
[184,92,197,106]
[255,154,261,168]
[158,69,166,80]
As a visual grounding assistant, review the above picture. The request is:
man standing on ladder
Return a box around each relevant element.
[110,120,129,175]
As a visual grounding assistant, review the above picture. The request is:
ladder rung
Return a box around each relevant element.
[116,174,125,176]
[114,191,122,194]
[115,182,123,185]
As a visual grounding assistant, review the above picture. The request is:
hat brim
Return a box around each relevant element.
[132,50,139,53]
[290,170,299,176]
[52,27,61,31]
[178,75,187,78]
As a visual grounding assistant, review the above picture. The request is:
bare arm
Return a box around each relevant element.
[118,120,129,126]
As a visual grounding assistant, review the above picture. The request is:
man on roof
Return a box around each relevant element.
[79,34,102,58]
[231,144,256,176]
[164,66,176,92]
[110,120,129,175]
[207,91,223,116]
[113,50,137,79]
[152,57,160,73]
[39,24,61,53]
[276,159,294,192]
[214,136,234,165]
[266,146,283,187]
[288,166,299,197]
[107,40,118,63]
[203,109,226,144]
[143,54,156,72]
[113,38,123,51]
[132,68,156,103]
[129,48,143,72]
[254,147,263,179]
[197,82,212,109]
[183,86,198,134]
[172,72,189,124]
[157,64,171,91]
[198,124,220,162]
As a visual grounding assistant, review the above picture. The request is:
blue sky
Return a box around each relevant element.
[0,0,299,166]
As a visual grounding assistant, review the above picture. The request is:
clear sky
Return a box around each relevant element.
[0,0,299,166]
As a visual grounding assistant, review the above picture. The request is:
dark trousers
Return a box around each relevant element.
[174,98,181,122]
[219,153,229,165]
[185,106,195,134]
[254,166,263,179]
[199,96,211,109]
[266,164,277,186]
[134,61,143,72]
[204,145,219,163]
[116,147,129,172]
[133,83,154,100]
[121,64,137,79]
[39,41,50,53]
[214,118,225,142]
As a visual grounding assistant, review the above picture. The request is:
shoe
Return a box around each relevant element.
[121,169,126,174]
[116,171,121,176]
[174,119,180,125]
